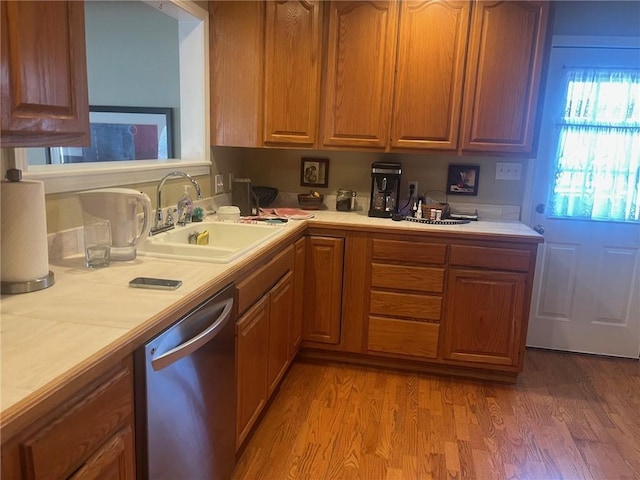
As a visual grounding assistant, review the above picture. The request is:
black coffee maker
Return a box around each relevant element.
[368,162,402,218]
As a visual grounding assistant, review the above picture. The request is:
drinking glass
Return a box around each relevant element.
[84,220,111,268]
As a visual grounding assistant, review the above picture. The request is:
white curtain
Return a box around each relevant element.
[550,68,640,222]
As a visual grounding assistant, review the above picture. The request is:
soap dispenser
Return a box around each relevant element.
[177,186,193,225]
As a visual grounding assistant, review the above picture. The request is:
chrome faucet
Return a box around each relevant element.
[152,171,203,234]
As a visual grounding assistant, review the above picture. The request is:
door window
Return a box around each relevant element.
[550,68,640,222]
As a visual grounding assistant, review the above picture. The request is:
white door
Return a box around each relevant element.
[526,39,640,358]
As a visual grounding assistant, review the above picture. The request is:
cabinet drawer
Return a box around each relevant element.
[22,366,133,480]
[371,263,444,293]
[370,290,442,321]
[368,317,439,358]
[449,244,531,272]
[236,244,294,315]
[372,239,447,264]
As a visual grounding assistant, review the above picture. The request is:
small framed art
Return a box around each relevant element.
[447,165,479,196]
[300,157,329,188]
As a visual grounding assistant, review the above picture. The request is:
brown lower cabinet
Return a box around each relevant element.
[301,230,541,381]
[235,244,297,450]
[442,268,527,367]
[1,360,135,480]
[302,236,344,345]
[236,294,270,450]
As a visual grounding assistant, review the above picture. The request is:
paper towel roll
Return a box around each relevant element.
[1,179,50,283]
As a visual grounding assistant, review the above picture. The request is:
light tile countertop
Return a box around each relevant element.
[0,210,542,436]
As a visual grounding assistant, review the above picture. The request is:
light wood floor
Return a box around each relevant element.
[233,348,640,480]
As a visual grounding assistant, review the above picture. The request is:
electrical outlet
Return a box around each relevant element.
[228,173,234,192]
[214,174,224,194]
[495,162,522,181]
[408,181,419,196]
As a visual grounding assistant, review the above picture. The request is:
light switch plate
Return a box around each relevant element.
[495,162,522,181]
[214,174,224,194]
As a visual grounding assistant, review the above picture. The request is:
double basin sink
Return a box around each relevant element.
[138,221,286,263]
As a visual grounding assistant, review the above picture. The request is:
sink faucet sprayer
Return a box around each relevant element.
[153,171,202,234]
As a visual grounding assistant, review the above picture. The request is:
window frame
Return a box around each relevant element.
[521,35,640,225]
[13,0,210,194]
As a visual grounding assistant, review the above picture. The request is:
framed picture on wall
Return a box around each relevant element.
[47,106,173,164]
[300,157,329,188]
[447,164,479,196]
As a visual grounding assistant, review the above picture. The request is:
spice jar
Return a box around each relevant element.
[336,189,357,211]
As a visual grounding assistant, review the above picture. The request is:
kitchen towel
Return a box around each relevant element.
[260,208,315,220]
[1,179,50,283]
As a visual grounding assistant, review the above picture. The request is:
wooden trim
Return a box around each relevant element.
[297,350,519,383]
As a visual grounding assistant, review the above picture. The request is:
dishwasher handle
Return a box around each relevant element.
[151,297,234,371]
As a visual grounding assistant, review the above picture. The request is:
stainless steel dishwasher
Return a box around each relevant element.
[135,283,236,480]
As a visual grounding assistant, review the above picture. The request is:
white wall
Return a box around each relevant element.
[552,1,640,37]
[85,1,181,153]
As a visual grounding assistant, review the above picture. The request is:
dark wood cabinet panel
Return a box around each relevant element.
[322,1,398,148]
[290,237,306,359]
[371,263,445,293]
[460,1,550,153]
[209,1,263,147]
[372,239,447,264]
[303,236,344,344]
[443,268,527,366]
[264,0,322,146]
[69,427,135,480]
[370,290,442,321]
[1,361,134,480]
[391,0,471,150]
[449,244,532,272]
[267,271,293,397]
[235,244,297,451]
[368,316,439,359]
[236,295,270,449]
[1,1,89,147]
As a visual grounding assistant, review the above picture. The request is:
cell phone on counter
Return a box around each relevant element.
[129,277,182,290]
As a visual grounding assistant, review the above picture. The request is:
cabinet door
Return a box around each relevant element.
[303,236,344,344]
[443,268,526,367]
[1,1,89,147]
[69,427,135,480]
[236,295,270,449]
[460,1,550,154]
[322,1,398,148]
[264,1,322,146]
[210,2,263,147]
[267,271,294,397]
[391,0,471,150]
[289,237,306,359]
[1,361,134,480]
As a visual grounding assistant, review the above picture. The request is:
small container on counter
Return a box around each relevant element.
[336,189,357,211]
[217,205,241,222]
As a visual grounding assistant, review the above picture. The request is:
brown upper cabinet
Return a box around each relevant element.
[321,1,399,149]
[460,1,550,154]
[1,1,90,148]
[264,1,323,146]
[209,0,551,155]
[210,1,264,147]
[390,0,471,151]
[210,0,323,148]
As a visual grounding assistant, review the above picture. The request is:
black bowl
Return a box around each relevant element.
[252,186,278,207]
